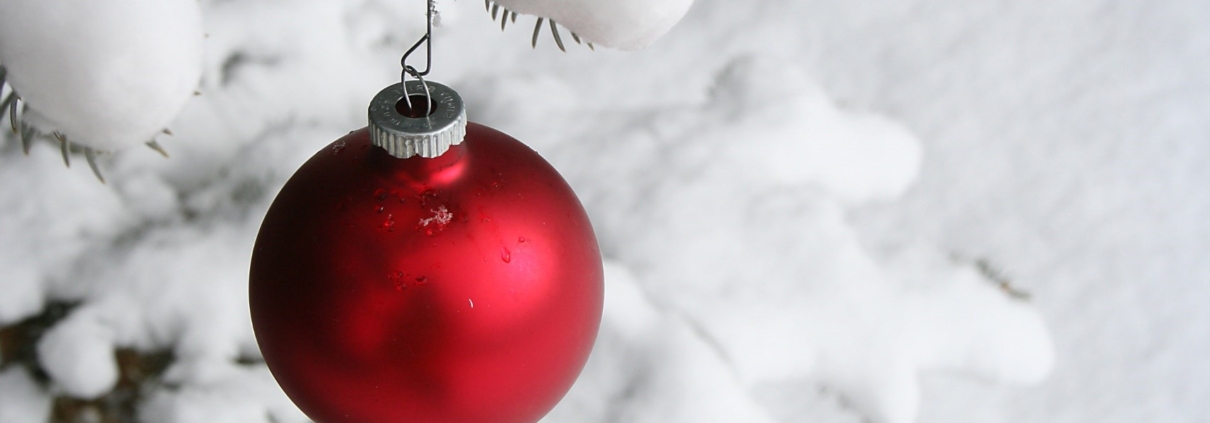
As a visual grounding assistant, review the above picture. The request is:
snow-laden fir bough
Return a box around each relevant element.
[0,0,204,182]
[483,0,694,51]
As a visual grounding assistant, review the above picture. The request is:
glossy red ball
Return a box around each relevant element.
[249,123,603,423]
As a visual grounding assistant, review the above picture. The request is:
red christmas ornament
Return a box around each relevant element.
[250,82,603,423]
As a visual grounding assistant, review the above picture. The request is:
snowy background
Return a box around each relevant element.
[1,0,1207,422]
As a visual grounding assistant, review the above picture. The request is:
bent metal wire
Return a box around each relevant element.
[399,0,597,117]
[399,0,436,116]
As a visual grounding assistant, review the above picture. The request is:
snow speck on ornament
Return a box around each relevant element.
[0,0,203,152]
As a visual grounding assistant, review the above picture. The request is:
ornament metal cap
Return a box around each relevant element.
[368,81,467,159]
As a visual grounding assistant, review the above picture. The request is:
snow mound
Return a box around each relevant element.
[546,262,778,423]
[0,146,127,325]
[36,308,120,398]
[0,368,51,423]
[707,57,922,204]
[0,0,203,151]
[498,56,1052,423]
[140,365,308,423]
[491,0,694,50]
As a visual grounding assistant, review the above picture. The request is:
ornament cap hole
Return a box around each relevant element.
[396,95,440,118]
[369,81,467,159]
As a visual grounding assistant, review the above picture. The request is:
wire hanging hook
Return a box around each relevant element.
[403,66,434,116]
[401,0,436,116]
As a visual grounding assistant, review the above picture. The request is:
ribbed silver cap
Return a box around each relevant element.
[368,81,467,159]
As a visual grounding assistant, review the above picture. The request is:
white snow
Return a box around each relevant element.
[139,365,309,423]
[547,262,779,423]
[36,307,120,398]
[0,0,203,151]
[508,55,1050,423]
[0,368,51,423]
[491,0,694,50]
[0,146,128,324]
[1,0,1205,422]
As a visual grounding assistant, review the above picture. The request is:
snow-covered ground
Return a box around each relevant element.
[1,0,1206,422]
